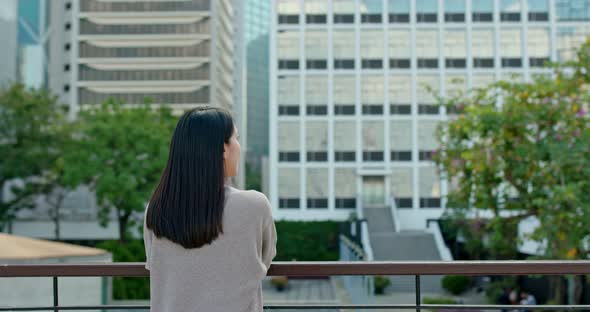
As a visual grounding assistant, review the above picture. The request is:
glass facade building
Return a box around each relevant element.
[270,0,590,228]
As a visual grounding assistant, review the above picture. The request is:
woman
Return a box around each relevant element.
[144,106,277,312]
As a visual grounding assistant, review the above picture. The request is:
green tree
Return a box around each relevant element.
[435,40,590,303]
[0,84,69,230]
[64,100,176,242]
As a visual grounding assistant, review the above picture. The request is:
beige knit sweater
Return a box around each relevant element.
[143,186,277,312]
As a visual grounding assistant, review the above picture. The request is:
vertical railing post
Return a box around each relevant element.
[415,275,421,312]
[53,276,59,312]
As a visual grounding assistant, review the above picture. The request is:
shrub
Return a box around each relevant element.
[97,239,149,300]
[485,277,517,304]
[374,276,391,294]
[422,297,456,304]
[270,276,289,291]
[274,221,341,261]
[442,275,471,295]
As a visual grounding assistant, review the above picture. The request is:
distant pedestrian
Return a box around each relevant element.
[520,291,537,312]
[498,287,512,312]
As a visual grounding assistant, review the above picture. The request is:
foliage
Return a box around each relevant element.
[245,162,262,191]
[274,221,341,261]
[442,275,472,295]
[485,276,517,304]
[97,239,149,300]
[63,100,176,242]
[422,297,457,304]
[373,276,391,294]
[434,39,590,263]
[0,84,69,230]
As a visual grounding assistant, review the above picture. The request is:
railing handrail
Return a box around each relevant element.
[2,261,590,277]
[426,220,454,261]
[389,194,401,232]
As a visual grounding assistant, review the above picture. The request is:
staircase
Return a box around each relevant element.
[363,206,444,293]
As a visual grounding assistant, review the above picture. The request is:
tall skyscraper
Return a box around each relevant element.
[270,0,590,228]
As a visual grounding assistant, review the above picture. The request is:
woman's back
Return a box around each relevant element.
[144,186,277,312]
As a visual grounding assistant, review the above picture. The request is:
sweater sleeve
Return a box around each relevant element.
[143,205,152,270]
[259,194,277,271]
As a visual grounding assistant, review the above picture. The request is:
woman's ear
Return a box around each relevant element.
[223,143,228,160]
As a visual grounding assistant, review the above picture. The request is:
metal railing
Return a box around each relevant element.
[2,261,590,311]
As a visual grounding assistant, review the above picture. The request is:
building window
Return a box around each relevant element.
[335,168,356,209]
[306,60,327,69]
[391,151,412,161]
[445,30,467,68]
[307,151,328,162]
[501,0,522,21]
[278,60,299,69]
[445,0,465,22]
[64,43,71,51]
[361,30,384,68]
[334,105,355,115]
[279,168,300,209]
[63,85,70,92]
[279,152,300,162]
[419,105,439,115]
[64,64,70,72]
[65,23,71,31]
[334,0,355,23]
[334,14,354,23]
[501,29,522,67]
[474,58,494,68]
[65,2,72,10]
[306,14,327,23]
[472,0,493,22]
[278,0,300,24]
[307,168,329,208]
[335,151,356,161]
[362,14,382,23]
[363,151,384,161]
[419,151,433,161]
[306,105,328,115]
[362,59,383,69]
[419,167,441,208]
[335,198,356,209]
[279,198,299,209]
[363,121,384,161]
[388,0,410,23]
[530,57,549,67]
[306,75,328,115]
[528,0,549,21]
[555,0,590,21]
[391,168,413,208]
[446,59,466,68]
[528,28,550,68]
[390,59,410,68]
[418,121,439,162]
[279,106,300,115]
[279,121,300,162]
[502,58,522,67]
[390,104,411,115]
[334,59,355,69]
[416,0,438,22]
[416,30,438,68]
[362,105,383,115]
[389,30,411,69]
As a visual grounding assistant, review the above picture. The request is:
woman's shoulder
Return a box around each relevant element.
[226,187,272,217]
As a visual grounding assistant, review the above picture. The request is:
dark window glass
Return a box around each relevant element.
[279,106,300,116]
[335,151,356,161]
[445,13,465,22]
[335,198,356,209]
[474,58,494,68]
[306,59,327,69]
[420,197,441,208]
[362,59,383,69]
[363,151,384,161]
[63,85,70,92]
[418,59,438,68]
[65,23,72,31]
[64,43,71,51]
[417,13,437,22]
[447,105,464,115]
[334,105,355,115]
[502,58,522,68]
[530,57,549,67]
[334,59,355,69]
[307,151,328,162]
[362,105,383,115]
[279,14,299,24]
[279,198,300,209]
[389,13,410,23]
[419,105,439,115]
[361,14,382,23]
[501,12,521,21]
[306,105,328,115]
[334,14,354,23]
[390,58,411,68]
[419,151,433,161]
[391,151,412,161]
[390,104,411,115]
[307,198,328,209]
[279,152,300,162]
[65,2,72,10]
[472,12,493,22]
[396,198,413,208]
[528,12,549,21]
[64,64,71,72]
[306,14,327,24]
[279,60,299,70]
[446,58,466,68]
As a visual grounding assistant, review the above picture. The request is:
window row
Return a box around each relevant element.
[278,0,552,24]
[277,166,441,209]
[278,28,551,67]
[277,120,440,162]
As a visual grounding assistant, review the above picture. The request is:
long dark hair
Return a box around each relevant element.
[146,106,235,249]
